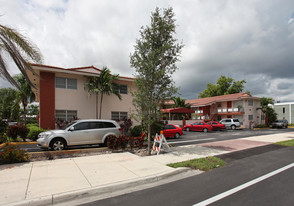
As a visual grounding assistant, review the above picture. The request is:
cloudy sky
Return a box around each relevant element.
[1,0,294,102]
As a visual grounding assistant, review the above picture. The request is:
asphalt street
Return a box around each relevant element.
[19,128,294,152]
[79,145,294,206]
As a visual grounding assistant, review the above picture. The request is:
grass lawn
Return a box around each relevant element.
[167,156,226,171]
[275,139,294,147]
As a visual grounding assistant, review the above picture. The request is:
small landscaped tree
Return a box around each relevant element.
[130,7,184,154]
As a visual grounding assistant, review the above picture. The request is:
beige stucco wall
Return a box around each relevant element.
[54,73,139,124]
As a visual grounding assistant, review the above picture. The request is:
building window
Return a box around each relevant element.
[111,111,128,121]
[217,103,221,107]
[248,115,253,121]
[56,110,77,121]
[248,100,253,106]
[261,115,265,120]
[283,107,285,114]
[115,84,128,94]
[55,77,77,90]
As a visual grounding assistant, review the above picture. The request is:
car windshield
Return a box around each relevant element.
[65,121,77,130]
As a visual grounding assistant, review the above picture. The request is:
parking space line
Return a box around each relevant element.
[193,162,294,206]
[168,138,216,144]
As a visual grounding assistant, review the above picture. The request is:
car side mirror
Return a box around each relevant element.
[68,127,74,132]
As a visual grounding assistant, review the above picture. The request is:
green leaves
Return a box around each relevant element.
[0,24,42,89]
[198,75,247,98]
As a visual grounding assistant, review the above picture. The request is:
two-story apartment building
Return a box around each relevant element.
[186,92,265,128]
[27,64,137,129]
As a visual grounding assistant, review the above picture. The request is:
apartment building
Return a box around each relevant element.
[27,64,136,129]
[186,92,265,128]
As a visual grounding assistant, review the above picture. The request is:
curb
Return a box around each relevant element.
[0,143,7,149]
[5,167,189,206]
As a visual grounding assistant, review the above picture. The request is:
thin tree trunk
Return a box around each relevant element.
[99,93,104,119]
[23,101,27,125]
[147,123,151,155]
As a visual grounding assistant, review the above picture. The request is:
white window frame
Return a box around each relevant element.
[111,111,128,121]
[55,77,77,90]
[55,110,77,121]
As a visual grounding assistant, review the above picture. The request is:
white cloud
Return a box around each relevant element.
[1,0,294,102]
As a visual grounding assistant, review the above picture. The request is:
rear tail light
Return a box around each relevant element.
[119,128,122,132]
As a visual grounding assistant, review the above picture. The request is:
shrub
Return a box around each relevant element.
[7,126,19,141]
[107,134,145,150]
[120,118,133,135]
[0,145,30,164]
[27,126,45,141]
[130,125,144,137]
[6,124,29,142]
[18,124,29,142]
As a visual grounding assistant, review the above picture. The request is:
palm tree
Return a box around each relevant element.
[171,96,190,108]
[98,67,122,119]
[84,76,100,119]
[0,24,42,90]
[84,67,122,119]
[13,74,35,124]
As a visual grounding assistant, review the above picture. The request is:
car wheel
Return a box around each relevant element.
[186,127,190,132]
[231,125,236,130]
[203,128,208,133]
[102,137,109,147]
[174,132,180,139]
[50,138,66,151]
[217,127,221,131]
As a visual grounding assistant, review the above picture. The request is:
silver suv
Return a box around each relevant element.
[220,118,241,130]
[37,119,121,151]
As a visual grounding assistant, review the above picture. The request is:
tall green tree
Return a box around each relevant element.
[198,75,246,98]
[84,67,121,119]
[0,24,42,89]
[130,7,183,154]
[13,74,35,124]
[98,67,121,119]
[259,97,277,125]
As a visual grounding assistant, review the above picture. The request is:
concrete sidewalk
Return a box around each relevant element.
[1,132,293,206]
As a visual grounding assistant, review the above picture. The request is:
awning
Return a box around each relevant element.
[161,107,195,114]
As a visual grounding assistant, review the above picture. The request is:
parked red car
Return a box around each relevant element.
[184,122,212,132]
[163,124,183,138]
[206,121,226,131]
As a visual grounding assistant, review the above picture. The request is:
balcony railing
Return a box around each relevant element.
[217,108,243,113]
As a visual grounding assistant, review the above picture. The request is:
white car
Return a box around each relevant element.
[37,119,121,151]
[220,118,241,130]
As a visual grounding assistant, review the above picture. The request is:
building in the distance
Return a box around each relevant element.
[272,102,294,123]
[164,92,265,128]
[27,64,137,129]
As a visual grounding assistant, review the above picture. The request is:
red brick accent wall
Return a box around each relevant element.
[39,72,55,129]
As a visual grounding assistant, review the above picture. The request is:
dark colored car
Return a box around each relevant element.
[272,120,288,129]
[206,121,226,131]
[184,122,212,133]
[163,124,183,139]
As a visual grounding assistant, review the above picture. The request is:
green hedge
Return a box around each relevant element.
[27,125,45,141]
